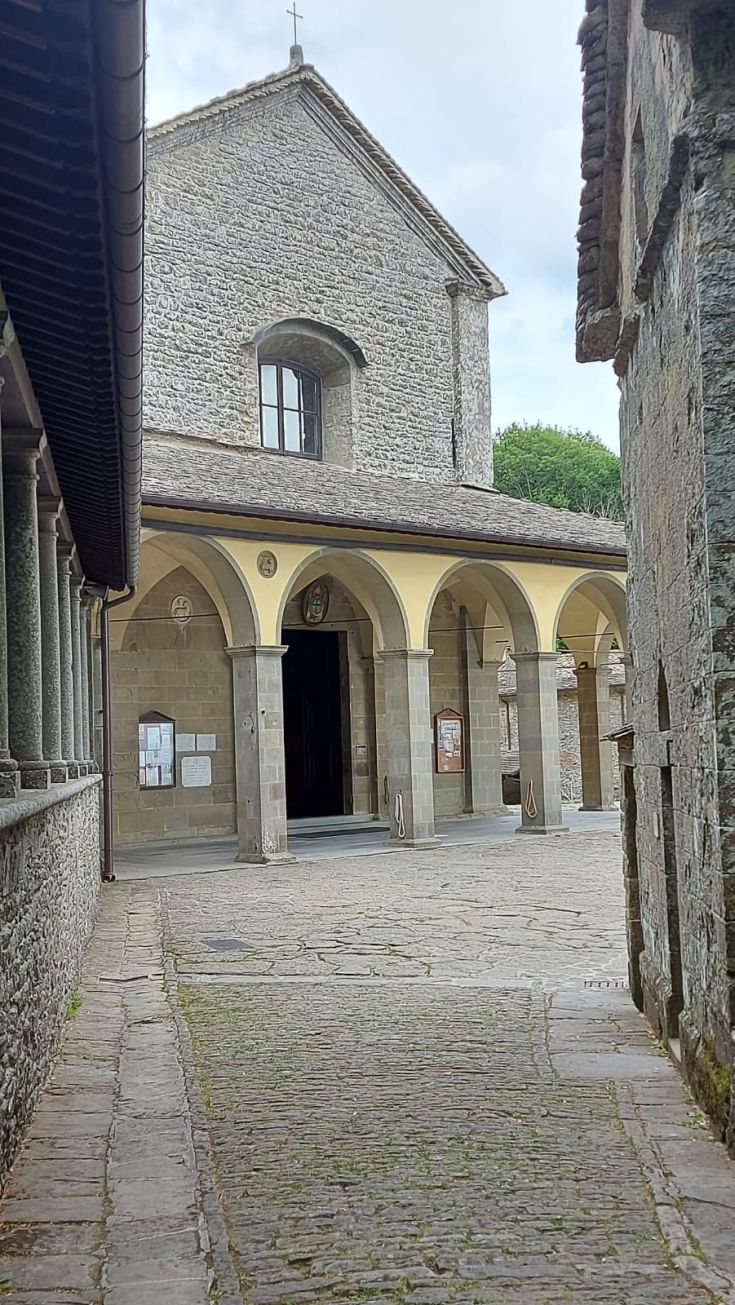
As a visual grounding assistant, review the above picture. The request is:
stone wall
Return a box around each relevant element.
[144,84,491,485]
[577,1,735,1139]
[0,779,100,1187]
[113,567,236,844]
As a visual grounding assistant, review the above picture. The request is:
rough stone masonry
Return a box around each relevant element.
[576,0,735,1145]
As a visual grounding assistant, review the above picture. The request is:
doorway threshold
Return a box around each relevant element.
[287,814,388,839]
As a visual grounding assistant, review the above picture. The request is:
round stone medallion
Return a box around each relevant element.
[171,594,193,625]
[257,550,278,578]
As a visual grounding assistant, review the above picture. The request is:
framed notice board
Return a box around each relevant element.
[138,711,175,789]
[435,708,465,774]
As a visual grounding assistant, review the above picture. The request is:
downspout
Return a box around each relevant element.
[101,586,135,882]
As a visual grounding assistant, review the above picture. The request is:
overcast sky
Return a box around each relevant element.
[146,0,620,449]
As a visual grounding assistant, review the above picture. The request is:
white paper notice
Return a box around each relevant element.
[175,733,196,752]
[181,755,212,788]
[196,733,217,752]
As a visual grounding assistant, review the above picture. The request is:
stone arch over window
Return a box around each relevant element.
[250,320,367,469]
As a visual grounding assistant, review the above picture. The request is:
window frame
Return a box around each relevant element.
[258,357,322,460]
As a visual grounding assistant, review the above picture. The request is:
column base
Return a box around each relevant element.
[86,760,99,774]
[235,849,296,865]
[50,762,68,784]
[20,762,51,790]
[66,762,81,779]
[387,836,441,850]
[578,804,618,812]
[515,823,569,835]
[0,760,20,798]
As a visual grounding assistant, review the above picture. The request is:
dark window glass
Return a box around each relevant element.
[258,360,322,458]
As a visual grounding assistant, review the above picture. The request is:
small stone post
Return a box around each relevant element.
[57,543,78,778]
[2,430,49,789]
[0,382,19,797]
[575,663,616,810]
[228,645,294,863]
[69,574,86,775]
[381,648,437,846]
[462,620,506,814]
[37,497,67,782]
[513,652,565,833]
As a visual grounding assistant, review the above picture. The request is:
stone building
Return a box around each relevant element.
[576,1,735,1142]
[0,0,144,1184]
[499,653,626,804]
[112,47,628,859]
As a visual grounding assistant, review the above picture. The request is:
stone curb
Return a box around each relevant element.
[159,889,242,1305]
[617,1080,735,1304]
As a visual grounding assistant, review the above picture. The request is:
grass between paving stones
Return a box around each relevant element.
[65,992,83,1020]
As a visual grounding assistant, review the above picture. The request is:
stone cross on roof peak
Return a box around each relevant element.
[287,3,304,67]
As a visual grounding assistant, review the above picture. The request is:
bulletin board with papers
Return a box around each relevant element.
[138,713,176,789]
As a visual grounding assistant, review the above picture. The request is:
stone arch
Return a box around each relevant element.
[553,572,628,659]
[115,531,259,651]
[277,548,409,652]
[250,319,367,369]
[423,560,540,654]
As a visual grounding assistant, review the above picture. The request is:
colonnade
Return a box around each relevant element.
[0,416,97,797]
[226,639,618,862]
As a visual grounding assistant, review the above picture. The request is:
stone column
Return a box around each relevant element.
[3,431,49,789]
[69,574,86,775]
[90,602,103,770]
[57,543,78,778]
[513,652,565,833]
[575,664,616,810]
[79,591,94,769]
[37,498,66,782]
[381,649,437,846]
[228,645,293,863]
[463,623,506,814]
[0,383,19,797]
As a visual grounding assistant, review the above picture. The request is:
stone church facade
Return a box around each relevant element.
[112,52,628,859]
[576,0,735,1143]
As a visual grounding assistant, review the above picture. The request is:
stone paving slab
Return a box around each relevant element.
[0,886,210,1304]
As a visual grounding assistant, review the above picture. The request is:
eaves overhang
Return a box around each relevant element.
[0,0,145,589]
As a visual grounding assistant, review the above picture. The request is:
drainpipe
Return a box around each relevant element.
[99,587,135,882]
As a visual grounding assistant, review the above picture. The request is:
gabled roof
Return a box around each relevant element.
[148,62,505,298]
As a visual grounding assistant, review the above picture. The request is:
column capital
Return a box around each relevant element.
[511,651,559,664]
[3,429,43,478]
[69,572,84,593]
[226,644,287,661]
[37,496,61,532]
[378,647,434,662]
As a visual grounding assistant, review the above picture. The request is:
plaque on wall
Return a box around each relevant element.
[434,708,465,774]
[181,755,212,788]
[302,579,330,625]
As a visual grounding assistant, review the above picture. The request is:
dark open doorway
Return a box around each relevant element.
[282,629,352,819]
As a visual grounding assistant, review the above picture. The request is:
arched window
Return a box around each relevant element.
[259,358,321,458]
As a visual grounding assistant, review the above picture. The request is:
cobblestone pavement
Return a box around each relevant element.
[164,831,735,1303]
[4,831,735,1303]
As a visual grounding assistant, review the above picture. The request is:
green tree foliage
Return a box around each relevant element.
[493,423,624,520]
